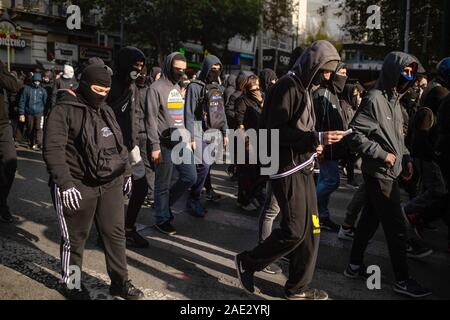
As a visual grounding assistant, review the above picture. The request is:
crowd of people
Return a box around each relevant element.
[0,39,449,300]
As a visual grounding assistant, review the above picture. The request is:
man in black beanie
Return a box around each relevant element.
[44,63,143,300]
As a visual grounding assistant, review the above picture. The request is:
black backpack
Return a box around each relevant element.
[191,80,227,130]
[67,100,128,183]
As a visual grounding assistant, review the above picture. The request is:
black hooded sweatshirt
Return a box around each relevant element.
[224,74,237,105]
[107,47,146,151]
[43,91,130,191]
[259,68,277,94]
[259,40,341,176]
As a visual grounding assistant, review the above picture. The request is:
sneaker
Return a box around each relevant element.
[285,288,329,300]
[205,189,222,202]
[126,228,149,248]
[110,280,144,300]
[32,144,40,151]
[338,225,355,241]
[0,207,14,223]
[186,199,206,218]
[262,263,282,275]
[154,221,177,235]
[239,202,258,212]
[344,264,370,279]
[320,217,340,233]
[63,284,91,300]
[393,279,432,298]
[234,253,255,294]
[143,197,154,208]
[406,239,433,259]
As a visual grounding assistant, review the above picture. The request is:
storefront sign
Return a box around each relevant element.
[0,19,26,49]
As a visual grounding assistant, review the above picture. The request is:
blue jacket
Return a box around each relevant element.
[19,84,48,116]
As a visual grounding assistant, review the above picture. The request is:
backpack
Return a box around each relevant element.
[66,100,128,183]
[191,80,227,130]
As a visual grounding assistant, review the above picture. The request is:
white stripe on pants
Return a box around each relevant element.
[55,186,71,285]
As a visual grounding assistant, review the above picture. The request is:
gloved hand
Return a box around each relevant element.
[61,187,82,211]
[123,176,132,196]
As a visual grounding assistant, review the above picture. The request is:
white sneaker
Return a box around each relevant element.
[338,226,355,241]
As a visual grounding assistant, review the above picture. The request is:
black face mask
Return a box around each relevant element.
[171,68,185,84]
[206,69,221,84]
[79,81,108,109]
[136,75,147,88]
[332,74,348,94]
[396,76,413,94]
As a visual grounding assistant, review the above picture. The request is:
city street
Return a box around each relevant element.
[1,145,449,300]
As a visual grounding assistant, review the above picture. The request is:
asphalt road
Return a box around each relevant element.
[1,146,449,300]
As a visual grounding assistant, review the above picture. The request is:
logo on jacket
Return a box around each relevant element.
[101,127,113,138]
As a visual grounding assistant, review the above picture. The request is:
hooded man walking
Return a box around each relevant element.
[146,52,197,235]
[235,40,344,300]
[344,52,432,298]
[184,55,228,217]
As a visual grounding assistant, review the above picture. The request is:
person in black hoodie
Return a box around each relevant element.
[235,40,344,300]
[313,63,348,232]
[43,63,143,300]
[184,55,227,217]
[0,61,20,223]
[259,69,278,97]
[107,47,149,248]
[52,64,78,107]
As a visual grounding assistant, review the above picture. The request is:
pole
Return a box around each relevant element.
[7,33,10,72]
[257,0,264,74]
[404,0,410,53]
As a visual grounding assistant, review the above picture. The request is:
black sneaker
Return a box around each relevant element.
[393,279,432,298]
[63,284,91,300]
[110,280,144,300]
[154,221,177,236]
[234,253,255,294]
[262,263,282,275]
[320,217,340,233]
[347,180,360,189]
[285,288,329,300]
[126,228,149,248]
[406,239,433,259]
[0,207,14,223]
[205,189,222,202]
[344,264,370,279]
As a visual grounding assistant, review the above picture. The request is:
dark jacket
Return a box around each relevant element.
[436,94,450,159]
[259,40,341,176]
[259,68,277,94]
[146,52,186,151]
[225,71,254,129]
[349,52,416,180]
[107,47,146,151]
[224,74,237,105]
[242,95,262,131]
[0,65,20,130]
[185,55,228,142]
[19,81,48,116]
[313,86,346,160]
[43,92,130,191]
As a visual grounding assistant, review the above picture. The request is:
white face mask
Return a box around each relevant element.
[33,81,40,86]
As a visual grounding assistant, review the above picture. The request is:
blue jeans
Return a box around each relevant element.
[189,141,211,201]
[154,145,197,225]
[316,160,340,219]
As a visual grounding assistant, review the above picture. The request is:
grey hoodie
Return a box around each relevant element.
[260,40,341,176]
[184,55,227,141]
[349,52,417,180]
[146,52,186,151]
